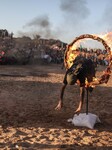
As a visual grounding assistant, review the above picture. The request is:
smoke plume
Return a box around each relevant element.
[60,0,89,20]
[26,15,50,28]
[19,0,90,42]
[23,15,54,38]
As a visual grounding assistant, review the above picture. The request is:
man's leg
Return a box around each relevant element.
[55,84,67,110]
[75,86,85,114]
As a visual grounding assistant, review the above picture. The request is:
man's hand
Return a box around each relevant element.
[55,101,63,110]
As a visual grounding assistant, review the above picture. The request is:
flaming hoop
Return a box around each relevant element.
[64,34,111,69]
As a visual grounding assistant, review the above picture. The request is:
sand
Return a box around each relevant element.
[0,64,111,150]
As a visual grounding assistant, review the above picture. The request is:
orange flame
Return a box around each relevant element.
[96,32,112,55]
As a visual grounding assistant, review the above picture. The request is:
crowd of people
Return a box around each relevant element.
[76,47,111,67]
[0,29,111,66]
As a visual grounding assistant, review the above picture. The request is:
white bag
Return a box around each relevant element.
[68,113,101,129]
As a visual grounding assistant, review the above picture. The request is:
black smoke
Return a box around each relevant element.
[26,15,50,28]
[18,0,90,42]
[60,0,90,20]
[23,15,53,38]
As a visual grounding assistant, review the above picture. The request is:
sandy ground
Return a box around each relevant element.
[0,64,111,150]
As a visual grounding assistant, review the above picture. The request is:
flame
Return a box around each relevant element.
[96,32,112,55]
[85,78,89,88]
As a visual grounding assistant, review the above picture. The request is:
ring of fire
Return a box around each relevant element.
[64,34,111,69]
